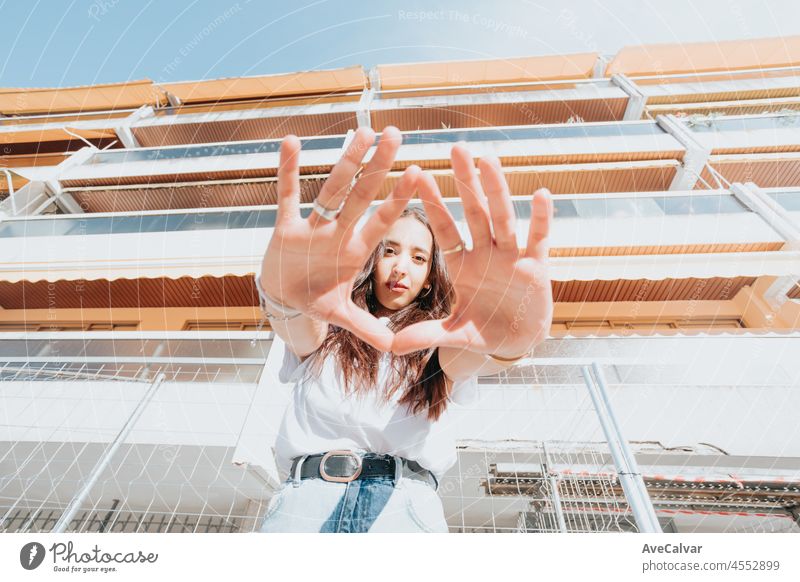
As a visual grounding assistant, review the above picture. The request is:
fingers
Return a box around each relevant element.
[309,127,376,228]
[451,144,492,247]
[337,126,403,229]
[477,156,518,252]
[524,188,554,261]
[331,300,395,353]
[416,172,463,258]
[359,164,419,252]
[276,135,301,227]
[391,318,473,356]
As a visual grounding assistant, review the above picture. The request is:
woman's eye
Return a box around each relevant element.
[383,247,425,262]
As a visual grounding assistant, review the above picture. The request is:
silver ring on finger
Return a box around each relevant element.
[441,239,465,256]
[312,198,342,221]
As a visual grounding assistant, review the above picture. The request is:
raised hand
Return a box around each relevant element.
[391,144,554,358]
[260,126,419,353]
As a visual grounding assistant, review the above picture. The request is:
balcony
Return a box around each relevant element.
[680,112,800,189]
[1,332,798,533]
[1,189,793,270]
[637,66,800,118]
[1,191,797,333]
[7,122,684,214]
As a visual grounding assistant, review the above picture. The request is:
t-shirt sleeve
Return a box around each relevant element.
[447,374,479,406]
[257,268,312,385]
[278,346,306,384]
[253,270,269,316]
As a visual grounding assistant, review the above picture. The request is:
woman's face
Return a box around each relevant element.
[373,216,434,313]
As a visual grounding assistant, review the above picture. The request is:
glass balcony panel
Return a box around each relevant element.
[88,135,347,164]
[654,195,748,215]
[400,123,664,146]
[0,193,752,239]
[767,191,800,211]
[87,123,664,165]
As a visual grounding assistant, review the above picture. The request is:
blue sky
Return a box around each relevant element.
[2,0,799,88]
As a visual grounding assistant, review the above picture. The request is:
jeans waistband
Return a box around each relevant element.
[290,451,439,492]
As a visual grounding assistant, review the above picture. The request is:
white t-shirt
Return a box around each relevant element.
[272,316,479,484]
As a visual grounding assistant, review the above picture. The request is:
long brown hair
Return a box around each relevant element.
[302,205,456,422]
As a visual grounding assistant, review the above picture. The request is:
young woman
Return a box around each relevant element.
[255,125,554,532]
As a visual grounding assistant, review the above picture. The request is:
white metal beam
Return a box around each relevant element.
[368,66,381,92]
[114,104,154,149]
[657,114,711,190]
[43,180,84,214]
[0,111,139,136]
[593,55,609,79]
[41,147,98,214]
[731,182,800,242]
[356,86,374,128]
[153,83,183,107]
[763,275,800,311]
[734,182,800,310]
[115,125,139,149]
[611,73,647,120]
[0,181,50,217]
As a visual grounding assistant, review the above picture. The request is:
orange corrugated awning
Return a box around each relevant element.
[0,127,118,145]
[0,153,69,169]
[0,80,166,115]
[606,34,800,77]
[376,53,598,91]
[0,169,29,192]
[1,251,798,284]
[161,66,367,104]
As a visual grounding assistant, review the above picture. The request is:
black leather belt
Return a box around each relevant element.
[290,450,439,491]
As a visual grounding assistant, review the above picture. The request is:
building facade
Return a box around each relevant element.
[1,34,799,533]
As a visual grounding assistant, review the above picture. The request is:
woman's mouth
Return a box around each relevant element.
[387,281,408,293]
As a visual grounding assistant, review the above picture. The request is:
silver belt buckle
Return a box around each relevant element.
[319,450,363,483]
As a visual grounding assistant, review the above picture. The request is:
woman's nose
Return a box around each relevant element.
[391,256,410,276]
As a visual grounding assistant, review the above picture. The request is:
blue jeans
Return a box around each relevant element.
[258,472,449,533]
